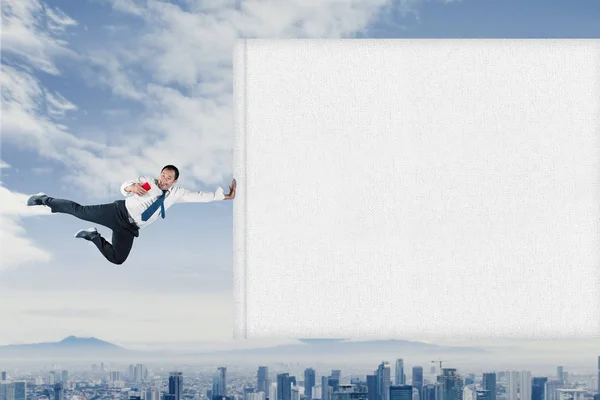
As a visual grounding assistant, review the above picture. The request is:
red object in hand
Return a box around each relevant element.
[141,182,151,191]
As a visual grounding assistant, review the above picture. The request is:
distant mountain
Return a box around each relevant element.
[0,336,487,362]
[195,338,486,357]
[0,336,132,359]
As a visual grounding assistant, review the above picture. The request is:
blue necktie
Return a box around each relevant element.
[141,190,168,222]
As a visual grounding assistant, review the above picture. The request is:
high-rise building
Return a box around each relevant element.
[134,365,144,382]
[215,368,227,398]
[305,369,316,399]
[322,377,331,400]
[532,378,548,400]
[438,369,463,400]
[332,371,342,381]
[556,368,563,384]
[258,367,269,394]
[545,380,562,400]
[506,372,519,400]
[482,373,496,400]
[1,373,6,381]
[520,371,532,400]
[377,362,392,400]
[396,361,405,386]
[389,385,412,400]
[13,382,25,400]
[53,383,63,400]
[277,374,292,400]
[61,371,68,383]
[421,385,436,400]
[367,376,378,400]
[331,385,368,400]
[169,372,183,400]
[597,356,600,393]
[412,367,423,400]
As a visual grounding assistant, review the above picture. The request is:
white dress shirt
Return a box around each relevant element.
[120,176,225,228]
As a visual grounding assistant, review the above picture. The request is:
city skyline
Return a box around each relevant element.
[1,356,599,400]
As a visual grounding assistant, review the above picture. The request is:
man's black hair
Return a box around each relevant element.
[162,165,179,180]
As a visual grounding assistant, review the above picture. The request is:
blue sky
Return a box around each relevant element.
[1,0,599,347]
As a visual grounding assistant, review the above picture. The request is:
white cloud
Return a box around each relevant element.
[1,0,77,75]
[0,161,10,169]
[0,186,53,272]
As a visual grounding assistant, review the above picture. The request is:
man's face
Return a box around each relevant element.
[158,168,177,190]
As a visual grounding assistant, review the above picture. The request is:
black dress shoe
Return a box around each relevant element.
[75,228,99,241]
[27,192,49,206]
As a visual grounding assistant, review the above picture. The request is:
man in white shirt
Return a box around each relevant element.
[26,165,236,265]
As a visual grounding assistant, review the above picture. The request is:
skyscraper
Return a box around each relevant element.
[507,372,519,400]
[305,369,316,399]
[439,369,463,400]
[217,368,227,397]
[390,386,412,400]
[597,356,600,393]
[169,372,183,400]
[556,368,563,384]
[412,367,423,400]
[13,382,25,400]
[421,385,436,400]
[258,367,269,394]
[519,372,532,400]
[367,376,377,400]
[322,376,330,400]
[53,383,63,400]
[396,360,405,386]
[545,380,562,400]
[1,373,6,381]
[277,374,292,400]
[377,362,392,400]
[532,377,547,400]
[482,373,496,400]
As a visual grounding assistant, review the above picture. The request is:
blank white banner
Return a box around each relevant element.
[233,39,600,340]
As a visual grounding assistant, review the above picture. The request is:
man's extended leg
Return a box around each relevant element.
[29,194,121,230]
[88,229,135,265]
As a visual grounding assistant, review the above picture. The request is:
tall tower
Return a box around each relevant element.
[597,356,600,393]
[482,373,496,400]
[367,376,377,400]
[532,377,547,400]
[277,374,291,400]
[304,369,316,399]
[507,372,518,400]
[377,362,392,400]
[412,367,423,400]
[396,360,405,385]
[439,369,463,400]
[258,367,269,394]
[520,372,532,400]
[169,372,183,400]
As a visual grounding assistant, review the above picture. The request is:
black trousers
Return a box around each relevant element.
[46,198,140,265]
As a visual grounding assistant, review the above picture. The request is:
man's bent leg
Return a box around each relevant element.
[46,198,120,230]
[90,229,135,265]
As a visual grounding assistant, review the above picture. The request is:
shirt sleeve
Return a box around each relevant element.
[174,186,226,203]
[120,176,146,197]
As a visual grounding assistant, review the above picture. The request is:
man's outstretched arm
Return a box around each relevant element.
[176,179,236,203]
